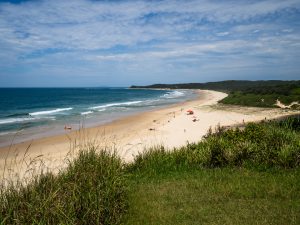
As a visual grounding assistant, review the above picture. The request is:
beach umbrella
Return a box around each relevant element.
[187,109,194,115]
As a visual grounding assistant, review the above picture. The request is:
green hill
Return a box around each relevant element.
[131,80,300,108]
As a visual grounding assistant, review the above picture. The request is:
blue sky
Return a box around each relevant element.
[0,0,299,87]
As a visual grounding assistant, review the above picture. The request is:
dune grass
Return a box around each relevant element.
[0,117,299,224]
[127,118,300,174]
[0,149,128,225]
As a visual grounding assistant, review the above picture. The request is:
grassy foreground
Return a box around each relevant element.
[1,117,300,224]
[125,168,300,225]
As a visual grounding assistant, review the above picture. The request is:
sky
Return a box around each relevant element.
[0,0,299,87]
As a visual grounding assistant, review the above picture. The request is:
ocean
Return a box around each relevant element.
[0,88,197,147]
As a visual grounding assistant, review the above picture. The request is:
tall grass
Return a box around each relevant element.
[127,117,300,175]
[0,117,299,224]
[0,148,128,225]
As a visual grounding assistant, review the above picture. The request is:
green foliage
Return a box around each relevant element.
[127,118,300,175]
[131,80,300,93]
[291,87,300,95]
[0,149,128,225]
[1,118,300,224]
[131,80,300,108]
[278,117,300,131]
[220,92,300,108]
[217,81,300,107]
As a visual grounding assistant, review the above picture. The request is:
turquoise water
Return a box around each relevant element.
[0,88,197,146]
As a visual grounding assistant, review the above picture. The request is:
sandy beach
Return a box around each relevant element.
[0,89,299,181]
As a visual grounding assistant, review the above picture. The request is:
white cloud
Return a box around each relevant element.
[0,0,299,85]
[0,0,299,54]
[282,29,293,33]
[216,32,229,37]
[84,35,300,63]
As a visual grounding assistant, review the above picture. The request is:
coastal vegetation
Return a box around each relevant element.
[0,150,128,225]
[131,80,300,108]
[1,117,300,224]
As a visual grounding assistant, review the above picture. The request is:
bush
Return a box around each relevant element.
[129,119,300,175]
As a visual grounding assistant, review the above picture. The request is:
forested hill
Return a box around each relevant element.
[131,80,300,108]
[130,80,300,93]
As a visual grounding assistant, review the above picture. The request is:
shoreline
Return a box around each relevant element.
[0,89,199,148]
[1,89,299,180]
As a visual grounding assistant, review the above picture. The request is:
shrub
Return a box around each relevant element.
[129,119,300,174]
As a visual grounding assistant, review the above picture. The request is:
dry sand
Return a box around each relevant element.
[0,90,299,181]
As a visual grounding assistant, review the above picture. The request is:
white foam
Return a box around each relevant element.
[81,111,93,115]
[162,90,185,99]
[29,108,73,116]
[90,101,142,110]
[0,117,36,125]
[0,131,18,136]
[0,116,57,125]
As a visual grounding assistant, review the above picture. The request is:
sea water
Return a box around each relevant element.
[0,88,197,147]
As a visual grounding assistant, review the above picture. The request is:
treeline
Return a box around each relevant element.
[131,80,300,94]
